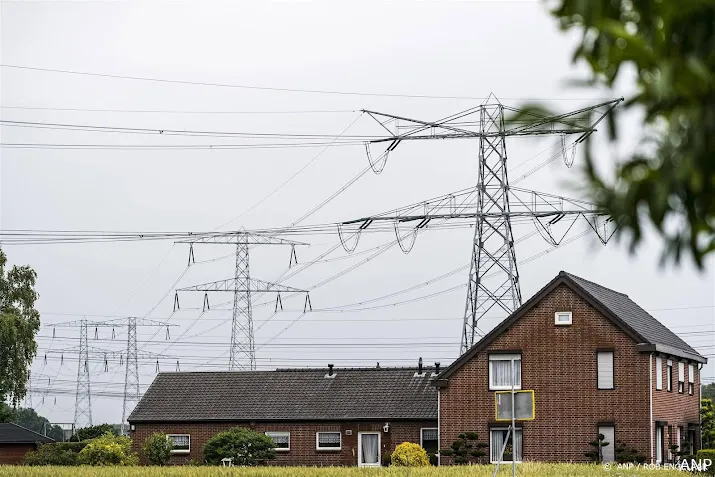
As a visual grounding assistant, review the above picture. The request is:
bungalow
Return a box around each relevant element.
[434,271,707,465]
[128,365,438,466]
[0,423,54,465]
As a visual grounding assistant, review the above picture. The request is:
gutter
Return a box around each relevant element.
[437,388,441,467]
[649,352,654,464]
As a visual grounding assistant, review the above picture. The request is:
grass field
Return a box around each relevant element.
[0,464,689,477]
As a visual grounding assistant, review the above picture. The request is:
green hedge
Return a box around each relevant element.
[24,442,88,466]
[696,449,715,476]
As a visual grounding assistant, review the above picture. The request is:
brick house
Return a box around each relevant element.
[0,423,54,465]
[434,271,707,465]
[128,366,438,466]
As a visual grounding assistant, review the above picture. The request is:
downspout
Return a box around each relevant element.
[699,363,704,452]
[649,353,654,464]
[437,388,441,467]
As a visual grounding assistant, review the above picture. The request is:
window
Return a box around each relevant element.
[655,426,663,464]
[421,428,438,454]
[490,428,522,463]
[489,354,522,390]
[667,360,673,392]
[688,364,695,395]
[598,426,615,463]
[167,434,190,454]
[555,311,572,325]
[678,362,685,393]
[656,357,663,390]
[265,431,290,451]
[316,432,341,450]
[597,351,614,389]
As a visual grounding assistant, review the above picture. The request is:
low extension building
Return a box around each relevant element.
[128,366,438,466]
[0,423,54,465]
[434,271,707,465]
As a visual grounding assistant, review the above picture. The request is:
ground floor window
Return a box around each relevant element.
[265,431,290,451]
[655,426,663,464]
[316,431,341,450]
[598,426,615,463]
[167,434,190,454]
[490,428,522,463]
[421,428,438,454]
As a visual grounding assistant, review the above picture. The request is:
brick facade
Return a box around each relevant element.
[0,443,36,465]
[438,283,702,464]
[130,419,437,466]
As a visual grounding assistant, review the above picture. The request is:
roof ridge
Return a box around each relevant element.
[560,270,628,297]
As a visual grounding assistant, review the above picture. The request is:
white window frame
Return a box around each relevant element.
[420,427,439,451]
[688,364,695,395]
[316,431,342,451]
[489,354,522,391]
[597,351,614,390]
[265,431,290,451]
[167,434,190,454]
[667,360,673,392]
[678,362,685,393]
[598,425,616,463]
[655,357,663,390]
[357,431,381,467]
[554,311,572,325]
[489,427,522,464]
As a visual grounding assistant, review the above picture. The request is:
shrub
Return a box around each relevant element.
[585,433,610,462]
[439,432,488,465]
[142,432,173,466]
[72,423,118,441]
[696,449,715,476]
[427,452,438,466]
[24,442,87,466]
[203,427,276,466]
[391,442,429,467]
[614,440,646,464]
[77,432,138,466]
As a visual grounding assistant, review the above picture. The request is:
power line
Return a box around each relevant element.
[1,105,357,114]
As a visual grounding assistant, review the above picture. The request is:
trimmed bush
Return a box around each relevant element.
[203,427,276,466]
[24,442,87,466]
[391,442,430,467]
[696,449,715,476]
[142,432,173,466]
[77,432,138,466]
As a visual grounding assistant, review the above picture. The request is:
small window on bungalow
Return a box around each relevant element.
[265,431,290,451]
[489,354,522,390]
[167,434,190,454]
[678,362,685,394]
[554,311,572,325]
[688,364,695,395]
[421,428,438,454]
[597,351,614,389]
[316,431,341,450]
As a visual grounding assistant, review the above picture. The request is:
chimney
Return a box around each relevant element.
[418,357,423,375]
[376,362,380,369]
[434,362,441,374]
[328,364,334,376]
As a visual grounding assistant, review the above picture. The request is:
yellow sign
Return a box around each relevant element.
[494,390,535,421]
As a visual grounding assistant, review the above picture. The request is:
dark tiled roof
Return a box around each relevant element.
[0,423,54,444]
[129,367,438,422]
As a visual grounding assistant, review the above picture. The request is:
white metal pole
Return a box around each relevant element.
[511,359,516,477]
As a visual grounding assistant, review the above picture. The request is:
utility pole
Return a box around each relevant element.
[121,317,139,436]
[340,96,623,353]
[175,231,310,371]
[74,317,92,429]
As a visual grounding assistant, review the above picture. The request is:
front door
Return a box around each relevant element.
[358,432,381,467]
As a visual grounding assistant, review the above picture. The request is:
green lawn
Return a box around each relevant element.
[0,464,688,477]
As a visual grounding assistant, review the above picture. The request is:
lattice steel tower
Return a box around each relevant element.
[74,317,92,429]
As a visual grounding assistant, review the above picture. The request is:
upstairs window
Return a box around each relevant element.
[316,432,341,450]
[554,311,572,326]
[489,354,522,390]
[421,428,438,454]
[655,357,663,390]
[265,431,290,451]
[688,364,695,395]
[678,362,685,394]
[597,351,614,389]
[167,434,190,454]
[666,360,673,392]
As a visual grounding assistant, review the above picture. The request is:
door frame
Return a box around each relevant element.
[357,431,381,467]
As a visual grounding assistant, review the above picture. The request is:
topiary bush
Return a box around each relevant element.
[202,427,276,466]
[24,442,87,466]
[142,432,173,466]
[77,432,138,466]
[391,442,430,467]
[439,432,488,465]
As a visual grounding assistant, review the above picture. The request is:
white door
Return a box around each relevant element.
[358,432,381,467]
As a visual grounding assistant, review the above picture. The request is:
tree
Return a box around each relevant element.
[202,427,276,466]
[0,249,41,406]
[585,433,610,462]
[703,383,715,401]
[142,433,173,466]
[391,442,430,467]
[438,431,488,465]
[12,407,64,441]
[77,432,138,466]
[72,423,118,441]
[533,1,715,267]
[703,398,715,449]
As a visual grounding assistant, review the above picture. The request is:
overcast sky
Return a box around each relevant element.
[1,1,713,428]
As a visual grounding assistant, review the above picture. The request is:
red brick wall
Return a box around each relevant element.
[0,443,36,465]
[439,283,653,463]
[651,355,702,461]
[130,419,436,466]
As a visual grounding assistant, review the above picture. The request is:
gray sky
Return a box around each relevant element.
[1,1,713,427]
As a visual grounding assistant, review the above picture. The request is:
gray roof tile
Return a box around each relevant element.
[0,423,54,444]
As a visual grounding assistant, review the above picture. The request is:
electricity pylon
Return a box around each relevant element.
[51,317,176,434]
[176,231,310,371]
[343,96,622,353]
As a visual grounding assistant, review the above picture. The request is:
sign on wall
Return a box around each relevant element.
[494,390,535,421]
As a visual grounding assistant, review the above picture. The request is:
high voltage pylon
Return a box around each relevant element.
[175,231,310,371]
[50,316,176,433]
[336,95,623,353]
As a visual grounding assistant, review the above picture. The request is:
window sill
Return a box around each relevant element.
[490,387,523,391]
[171,450,190,454]
[274,448,290,452]
[316,448,342,451]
